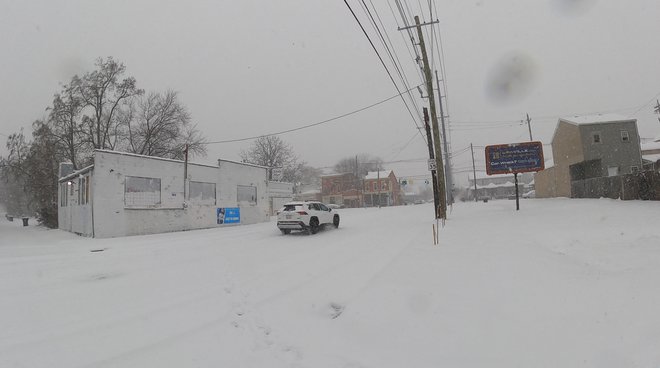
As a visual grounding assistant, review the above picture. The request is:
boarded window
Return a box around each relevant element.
[592,132,601,144]
[125,176,161,207]
[60,183,67,207]
[190,181,216,205]
[237,185,257,205]
[85,178,90,204]
[78,177,85,205]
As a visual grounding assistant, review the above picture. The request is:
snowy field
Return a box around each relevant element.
[1,198,660,368]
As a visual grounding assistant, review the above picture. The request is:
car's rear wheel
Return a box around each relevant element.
[280,229,291,235]
[333,215,340,229]
[309,218,319,234]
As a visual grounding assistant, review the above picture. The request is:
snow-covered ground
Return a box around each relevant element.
[1,198,659,367]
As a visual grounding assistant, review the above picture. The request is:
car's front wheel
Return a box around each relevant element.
[333,215,340,229]
[280,229,291,235]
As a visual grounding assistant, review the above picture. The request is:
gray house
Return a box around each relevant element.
[535,114,643,197]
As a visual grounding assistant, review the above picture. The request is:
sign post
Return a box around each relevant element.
[485,141,545,210]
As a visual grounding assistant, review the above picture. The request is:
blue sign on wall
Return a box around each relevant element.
[217,207,240,224]
[485,141,545,175]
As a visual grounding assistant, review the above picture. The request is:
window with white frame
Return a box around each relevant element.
[621,130,630,142]
[124,176,161,207]
[237,185,257,205]
[189,181,216,205]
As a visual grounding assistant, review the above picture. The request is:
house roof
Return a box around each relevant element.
[560,113,634,126]
[58,164,95,182]
[365,170,393,180]
[641,141,660,152]
[320,172,353,178]
[643,153,660,162]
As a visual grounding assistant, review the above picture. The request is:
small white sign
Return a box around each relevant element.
[271,168,284,181]
[427,159,437,171]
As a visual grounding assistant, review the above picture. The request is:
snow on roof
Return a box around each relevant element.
[320,172,352,178]
[643,153,660,162]
[365,170,393,180]
[641,141,660,151]
[95,149,221,169]
[58,164,94,182]
[560,113,634,126]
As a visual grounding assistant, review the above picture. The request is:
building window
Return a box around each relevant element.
[631,166,639,173]
[60,183,67,207]
[78,177,86,205]
[237,185,257,205]
[592,132,601,144]
[189,181,216,205]
[85,178,90,204]
[125,176,161,207]
[382,181,388,191]
[621,130,630,142]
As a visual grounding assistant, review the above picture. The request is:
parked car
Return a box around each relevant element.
[276,201,340,235]
[327,203,342,209]
[523,190,536,199]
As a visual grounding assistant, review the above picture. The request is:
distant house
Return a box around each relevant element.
[641,137,660,170]
[321,173,362,208]
[267,181,294,215]
[468,173,533,200]
[535,114,643,198]
[363,170,402,206]
[58,150,273,238]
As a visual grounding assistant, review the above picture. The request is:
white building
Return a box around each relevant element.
[58,150,274,238]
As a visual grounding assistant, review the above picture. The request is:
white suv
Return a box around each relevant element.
[276,201,340,235]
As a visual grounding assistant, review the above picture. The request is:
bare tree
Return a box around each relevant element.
[23,121,61,227]
[73,57,143,150]
[48,83,86,169]
[240,136,300,181]
[0,129,31,216]
[334,154,383,177]
[122,91,206,159]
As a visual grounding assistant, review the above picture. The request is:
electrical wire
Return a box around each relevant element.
[205,84,421,145]
[361,0,425,128]
[343,0,425,140]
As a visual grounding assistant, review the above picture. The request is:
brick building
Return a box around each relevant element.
[363,170,402,207]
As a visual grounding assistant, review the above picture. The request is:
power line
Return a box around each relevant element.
[343,0,424,138]
[204,84,421,145]
[361,0,425,128]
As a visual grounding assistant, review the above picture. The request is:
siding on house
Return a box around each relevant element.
[58,150,270,238]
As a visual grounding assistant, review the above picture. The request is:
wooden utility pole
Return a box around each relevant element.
[526,113,533,141]
[414,15,446,220]
[183,144,189,200]
[435,70,453,205]
[470,143,478,202]
[423,108,440,213]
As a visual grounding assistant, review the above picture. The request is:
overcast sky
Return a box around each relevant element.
[2,0,660,185]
